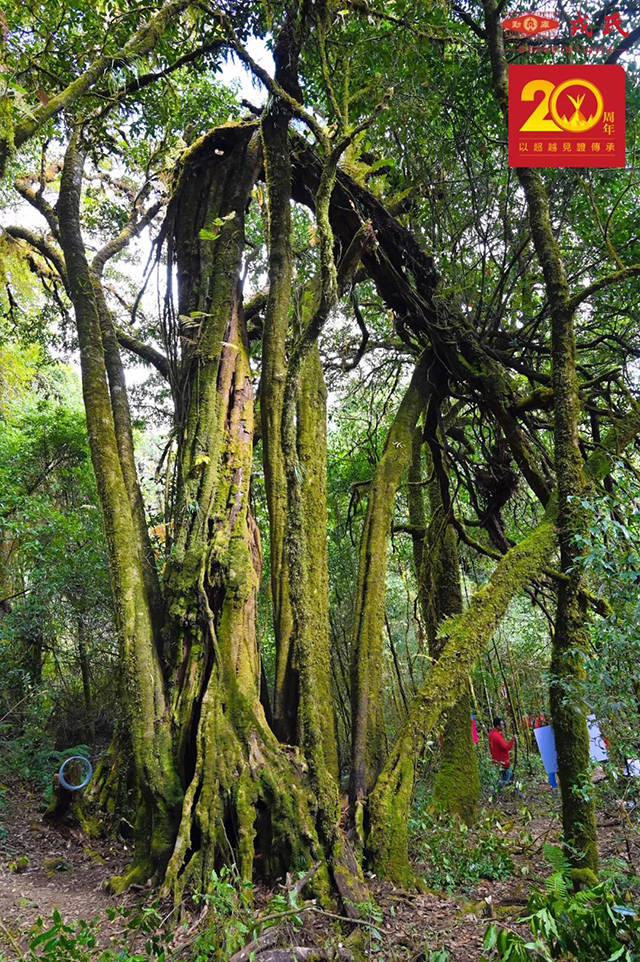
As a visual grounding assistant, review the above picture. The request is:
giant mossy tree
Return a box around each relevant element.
[2,0,640,902]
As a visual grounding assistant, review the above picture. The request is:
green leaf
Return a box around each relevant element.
[483,925,497,951]
[608,947,626,960]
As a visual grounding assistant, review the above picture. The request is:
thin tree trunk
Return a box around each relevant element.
[260,13,308,745]
[484,0,598,877]
[77,621,92,721]
[295,343,340,782]
[349,352,433,807]
[408,427,426,578]
[421,412,479,824]
[58,132,182,889]
[91,277,164,633]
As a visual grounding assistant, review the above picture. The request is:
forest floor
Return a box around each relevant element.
[0,774,638,961]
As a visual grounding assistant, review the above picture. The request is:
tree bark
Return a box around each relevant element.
[349,352,433,807]
[91,276,165,634]
[58,132,182,889]
[260,8,309,745]
[421,408,479,824]
[484,0,598,877]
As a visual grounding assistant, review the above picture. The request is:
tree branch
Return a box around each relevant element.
[115,328,170,379]
[92,199,165,276]
[1,0,191,177]
[568,264,640,312]
[2,226,68,288]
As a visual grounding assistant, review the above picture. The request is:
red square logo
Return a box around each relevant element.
[508,65,625,168]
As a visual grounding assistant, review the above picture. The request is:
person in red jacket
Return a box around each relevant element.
[488,716,515,788]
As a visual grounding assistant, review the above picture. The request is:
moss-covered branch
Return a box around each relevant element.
[92,199,164,277]
[0,0,190,178]
[90,277,165,632]
[2,226,68,288]
[115,328,170,379]
[367,401,640,883]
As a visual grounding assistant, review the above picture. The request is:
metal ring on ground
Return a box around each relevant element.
[58,755,93,792]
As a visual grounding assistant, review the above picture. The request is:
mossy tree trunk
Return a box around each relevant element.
[421,407,479,824]
[58,132,183,888]
[484,0,598,876]
[260,5,310,746]
[159,125,330,900]
[90,261,165,634]
[258,5,345,817]
[295,342,340,785]
[349,352,433,808]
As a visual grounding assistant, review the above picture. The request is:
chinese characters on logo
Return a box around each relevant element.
[570,11,628,38]
[502,8,630,55]
[508,65,626,168]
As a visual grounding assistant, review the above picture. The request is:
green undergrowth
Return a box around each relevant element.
[0,683,90,803]
[481,845,640,962]
[409,791,515,893]
[2,865,307,962]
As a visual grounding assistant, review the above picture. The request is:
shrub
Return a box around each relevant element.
[410,797,515,892]
[482,845,640,961]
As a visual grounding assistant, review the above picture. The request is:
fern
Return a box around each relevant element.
[542,844,571,876]
[544,870,569,900]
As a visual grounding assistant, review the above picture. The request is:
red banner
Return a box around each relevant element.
[508,65,625,167]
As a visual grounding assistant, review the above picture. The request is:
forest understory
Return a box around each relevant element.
[1,767,639,961]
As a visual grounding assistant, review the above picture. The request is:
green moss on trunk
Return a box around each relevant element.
[261,99,296,743]
[58,135,182,885]
[422,423,479,824]
[349,352,433,805]
[365,412,478,885]
[433,694,478,824]
[296,343,340,784]
[158,126,333,901]
[368,394,640,882]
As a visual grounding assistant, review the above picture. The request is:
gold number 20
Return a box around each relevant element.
[519,80,561,132]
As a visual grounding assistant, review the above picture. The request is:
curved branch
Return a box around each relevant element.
[14,179,60,239]
[92,41,225,122]
[92,199,165,276]
[343,293,370,371]
[568,263,640,312]
[115,328,170,379]
[2,226,68,288]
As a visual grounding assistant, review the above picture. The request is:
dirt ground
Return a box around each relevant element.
[0,777,638,961]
